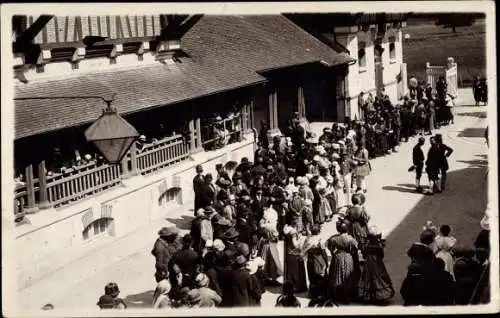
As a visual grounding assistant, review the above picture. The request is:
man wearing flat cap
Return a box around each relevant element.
[151,226,180,282]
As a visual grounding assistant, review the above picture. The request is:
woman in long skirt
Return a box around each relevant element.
[303,224,329,298]
[256,227,283,284]
[318,187,333,223]
[325,175,337,220]
[283,225,308,293]
[345,193,370,253]
[357,225,395,304]
[327,220,361,304]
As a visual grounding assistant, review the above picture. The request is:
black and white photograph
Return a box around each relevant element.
[1,1,498,316]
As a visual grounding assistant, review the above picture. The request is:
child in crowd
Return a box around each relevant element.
[434,225,457,280]
[97,282,127,309]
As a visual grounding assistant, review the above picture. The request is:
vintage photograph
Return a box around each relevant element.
[1,2,497,316]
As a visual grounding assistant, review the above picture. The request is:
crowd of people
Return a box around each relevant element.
[401,216,490,306]
[87,78,489,309]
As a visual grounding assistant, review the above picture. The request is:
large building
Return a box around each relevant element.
[288,13,409,120]
[11,13,407,290]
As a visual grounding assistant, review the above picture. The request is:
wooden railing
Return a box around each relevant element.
[46,162,121,208]
[13,110,253,223]
[136,135,190,175]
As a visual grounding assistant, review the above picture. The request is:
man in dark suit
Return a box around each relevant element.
[218,254,263,307]
[199,174,217,208]
[251,188,267,223]
[193,165,205,213]
[411,137,425,192]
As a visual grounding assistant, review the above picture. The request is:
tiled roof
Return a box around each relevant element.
[14,59,265,139]
[14,15,353,139]
[182,15,355,72]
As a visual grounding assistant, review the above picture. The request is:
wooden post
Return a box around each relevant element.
[37,161,51,209]
[24,164,39,214]
[188,119,196,151]
[273,90,278,130]
[268,91,274,129]
[130,143,138,175]
[121,154,130,179]
[195,118,203,151]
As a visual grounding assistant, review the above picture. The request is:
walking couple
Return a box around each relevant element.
[410,134,453,194]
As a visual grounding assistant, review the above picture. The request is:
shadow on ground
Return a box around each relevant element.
[165,215,195,230]
[456,111,487,119]
[458,128,486,138]
[124,290,154,308]
[382,185,422,194]
[382,159,487,305]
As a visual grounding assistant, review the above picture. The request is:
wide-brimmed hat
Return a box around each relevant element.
[216,216,231,226]
[368,225,382,237]
[332,143,340,150]
[195,273,210,287]
[223,227,240,239]
[332,153,340,160]
[213,239,226,251]
[218,178,231,187]
[158,226,179,237]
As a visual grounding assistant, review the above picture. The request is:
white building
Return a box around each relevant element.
[288,13,409,121]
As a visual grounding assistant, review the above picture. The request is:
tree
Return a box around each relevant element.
[434,13,482,33]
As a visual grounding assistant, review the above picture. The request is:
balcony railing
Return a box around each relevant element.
[13,103,254,224]
[46,162,121,208]
[136,134,191,175]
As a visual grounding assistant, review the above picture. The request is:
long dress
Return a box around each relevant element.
[434,235,457,280]
[345,205,370,253]
[327,233,359,304]
[319,193,333,220]
[257,228,283,281]
[284,233,308,293]
[304,235,329,297]
[357,237,395,303]
[334,177,347,212]
[325,184,337,216]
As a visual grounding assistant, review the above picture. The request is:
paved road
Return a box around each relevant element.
[17,101,488,311]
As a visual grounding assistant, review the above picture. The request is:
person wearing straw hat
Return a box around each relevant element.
[194,273,222,307]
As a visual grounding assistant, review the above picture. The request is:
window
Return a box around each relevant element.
[82,217,114,240]
[358,41,367,69]
[389,36,396,61]
[159,187,181,206]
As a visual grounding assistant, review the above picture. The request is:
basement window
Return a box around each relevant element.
[82,217,114,241]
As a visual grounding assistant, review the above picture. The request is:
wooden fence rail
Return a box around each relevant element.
[14,133,191,221]
[136,135,190,175]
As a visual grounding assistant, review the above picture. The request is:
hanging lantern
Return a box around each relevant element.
[85,98,139,164]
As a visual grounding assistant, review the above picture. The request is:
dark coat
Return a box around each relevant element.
[219,267,263,307]
[193,174,206,210]
[199,183,217,208]
[171,248,202,280]
[151,238,174,273]
[400,263,435,306]
[431,268,455,305]
[412,144,425,166]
